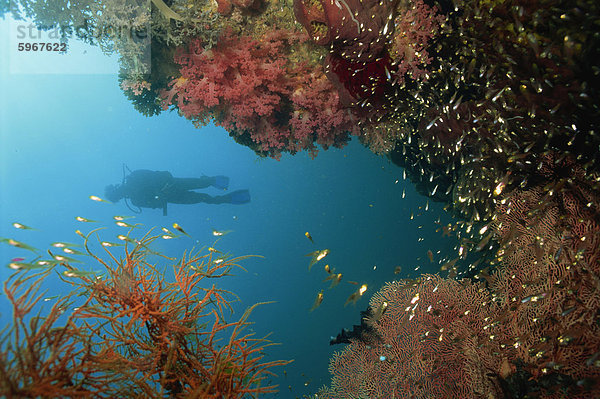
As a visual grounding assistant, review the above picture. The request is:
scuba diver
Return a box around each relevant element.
[104,169,251,216]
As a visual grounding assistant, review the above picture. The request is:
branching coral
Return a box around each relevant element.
[0,230,289,397]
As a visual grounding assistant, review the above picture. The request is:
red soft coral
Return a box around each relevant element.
[173,30,290,148]
[290,71,359,153]
[162,30,358,157]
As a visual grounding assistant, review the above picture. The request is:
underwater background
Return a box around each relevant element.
[0,17,454,398]
[1,1,599,397]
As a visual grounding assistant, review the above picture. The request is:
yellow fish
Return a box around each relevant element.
[344,284,367,306]
[369,300,388,324]
[309,290,324,312]
[306,249,329,271]
[173,223,191,237]
[305,232,314,243]
[327,273,342,288]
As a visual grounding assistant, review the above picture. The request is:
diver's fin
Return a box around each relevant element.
[212,175,230,190]
[228,189,251,204]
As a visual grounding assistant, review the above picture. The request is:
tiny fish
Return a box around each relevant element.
[324,272,342,288]
[161,227,176,235]
[12,222,35,230]
[43,295,60,302]
[7,261,41,270]
[117,235,138,244]
[370,300,388,323]
[33,259,59,267]
[115,221,135,228]
[62,247,86,256]
[441,257,458,271]
[63,269,97,278]
[51,242,81,248]
[305,232,314,243]
[394,265,402,274]
[345,284,367,306]
[476,232,493,252]
[1,238,38,253]
[89,195,111,203]
[494,172,512,196]
[427,250,434,263]
[330,273,343,288]
[113,215,135,221]
[52,253,84,264]
[212,229,232,237]
[101,241,123,247]
[75,216,97,223]
[11,257,25,262]
[173,223,190,237]
[309,290,324,312]
[306,249,330,271]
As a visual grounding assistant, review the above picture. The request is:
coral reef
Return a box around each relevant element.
[489,157,600,388]
[319,153,600,398]
[318,275,508,398]
[0,232,289,397]
[4,0,600,396]
[161,29,358,157]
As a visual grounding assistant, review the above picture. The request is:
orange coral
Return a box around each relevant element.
[0,231,289,397]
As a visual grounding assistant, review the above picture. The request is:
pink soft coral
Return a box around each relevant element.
[162,30,357,157]
[390,0,446,83]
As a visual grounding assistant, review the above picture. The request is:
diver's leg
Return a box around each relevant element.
[173,176,229,190]
[172,177,213,190]
[167,190,250,204]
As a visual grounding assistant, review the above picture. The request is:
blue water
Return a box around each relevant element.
[0,20,455,398]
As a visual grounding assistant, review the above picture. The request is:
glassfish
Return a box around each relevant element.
[305,232,314,243]
[309,290,324,312]
[345,284,367,306]
[306,249,329,271]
